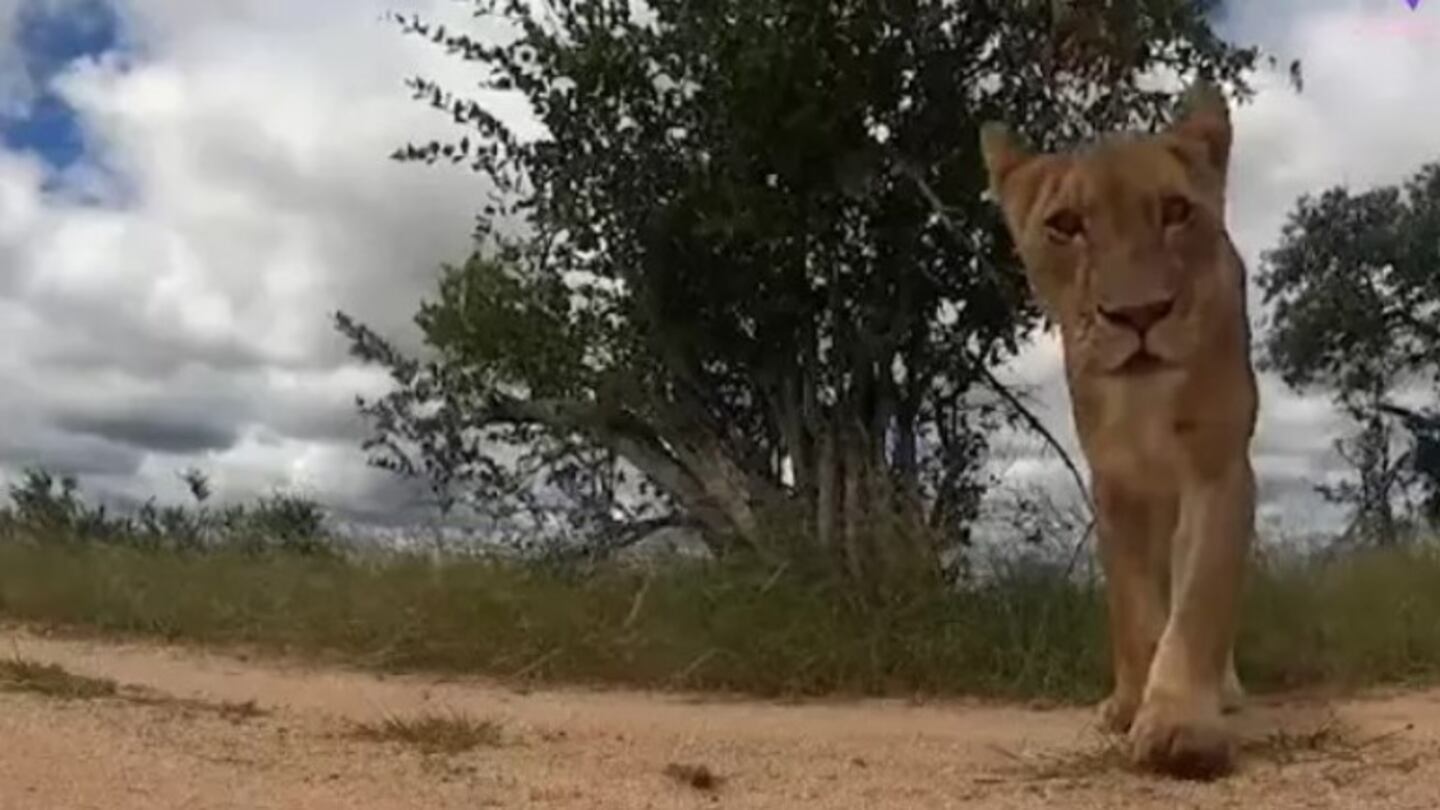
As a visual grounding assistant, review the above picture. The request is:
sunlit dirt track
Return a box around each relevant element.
[1,628,1437,809]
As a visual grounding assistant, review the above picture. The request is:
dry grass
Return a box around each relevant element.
[0,656,118,700]
[663,762,724,791]
[1243,720,1353,767]
[0,655,270,725]
[999,710,1384,786]
[991,737,1131,783]
[212,698,268,722]
[351,711,505,755]
[125,690,270,723]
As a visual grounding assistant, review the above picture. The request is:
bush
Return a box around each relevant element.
[0,467,334,557]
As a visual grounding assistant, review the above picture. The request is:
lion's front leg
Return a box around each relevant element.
[1130,456,1255,780]
[1093,478,1172,735]
[1172,514,1246,716]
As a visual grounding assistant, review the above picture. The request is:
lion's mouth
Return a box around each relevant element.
[1113,350,1168,376]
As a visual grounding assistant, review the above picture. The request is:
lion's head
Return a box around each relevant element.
[980,84,1243,377]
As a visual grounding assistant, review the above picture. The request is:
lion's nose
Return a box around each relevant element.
[1097,299,1174,334]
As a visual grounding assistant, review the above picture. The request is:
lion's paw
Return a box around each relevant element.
[1127,697,1235,781]
[1098,691,1140,735]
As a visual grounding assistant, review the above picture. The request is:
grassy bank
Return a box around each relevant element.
[0,540,1438,702]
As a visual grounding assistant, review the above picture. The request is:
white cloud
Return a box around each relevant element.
[0,0,498,516]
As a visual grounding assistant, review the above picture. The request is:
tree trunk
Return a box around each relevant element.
[815,427,838,558]
[803,415,940,596]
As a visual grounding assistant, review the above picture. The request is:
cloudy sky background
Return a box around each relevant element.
[0,0,1430,537]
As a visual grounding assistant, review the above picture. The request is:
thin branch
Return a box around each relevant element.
[890,154,1013,292]
[1063,518,1096,578]
[891,153,1095,518]
[978,365,1094,517]
[622,571,653,629]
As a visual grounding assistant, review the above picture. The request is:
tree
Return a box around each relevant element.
[1259,162,1440,539]
[1315,405,1419,545]
[338,0,1259,590]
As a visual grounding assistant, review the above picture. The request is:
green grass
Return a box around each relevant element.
[1239,545,1440,691]
[0,540,1438,702]
[351,710,505,755]
[0,542,1108,701]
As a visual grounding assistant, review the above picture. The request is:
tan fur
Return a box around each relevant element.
[980,83,1257,780]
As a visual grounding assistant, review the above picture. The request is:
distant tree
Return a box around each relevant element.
[1260,162,1440,538]
[179,467,213,504]
[1315,403,1420,545]
[5,468,87,536]
[339,0,1260,590]
[0,467,332,556]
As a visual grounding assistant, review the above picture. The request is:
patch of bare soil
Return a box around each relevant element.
[1,627,1438,809]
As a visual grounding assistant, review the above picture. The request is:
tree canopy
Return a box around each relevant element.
[338,0,1261,588]
[1260,162,1440,537]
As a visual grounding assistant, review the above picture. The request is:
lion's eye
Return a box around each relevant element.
[1044,209,1084,241]
[1161,195,1192,227]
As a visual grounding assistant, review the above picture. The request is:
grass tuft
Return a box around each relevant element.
[123,689,270,723]
[213,698,267,722]
[0,656,118,700]
[663,762,723,791]
[352,711,505,755]
[1002,720,1369,784]
[1243,721,1351,767]
[0,655,271,723]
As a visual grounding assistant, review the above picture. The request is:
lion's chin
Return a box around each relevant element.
[1074,331,1180,377]
[1110,349,1170,376]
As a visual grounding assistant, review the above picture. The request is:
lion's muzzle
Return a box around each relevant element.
[1097,298,1175,334]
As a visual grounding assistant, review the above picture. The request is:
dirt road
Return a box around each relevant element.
[0,629,1437,809]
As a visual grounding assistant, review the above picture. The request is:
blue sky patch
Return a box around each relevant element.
[2,0,122,172]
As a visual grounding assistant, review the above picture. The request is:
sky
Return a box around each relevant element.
[0,0,1432,537]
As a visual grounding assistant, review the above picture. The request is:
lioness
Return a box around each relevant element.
[980,83,1257,780]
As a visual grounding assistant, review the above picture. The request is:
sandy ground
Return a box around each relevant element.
[1,630,1438,809]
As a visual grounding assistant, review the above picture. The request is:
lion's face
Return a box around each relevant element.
[981,86,1237,377]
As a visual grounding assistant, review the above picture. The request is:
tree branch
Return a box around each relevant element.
[892,155,1095,519]
[483,393,754,550]
[978,365,1094,518]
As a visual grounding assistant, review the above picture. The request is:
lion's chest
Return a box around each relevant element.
[1069,371,1189,494]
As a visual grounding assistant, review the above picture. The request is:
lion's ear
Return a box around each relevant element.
[979,122,1036,198]
[1169,80,1232,178]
